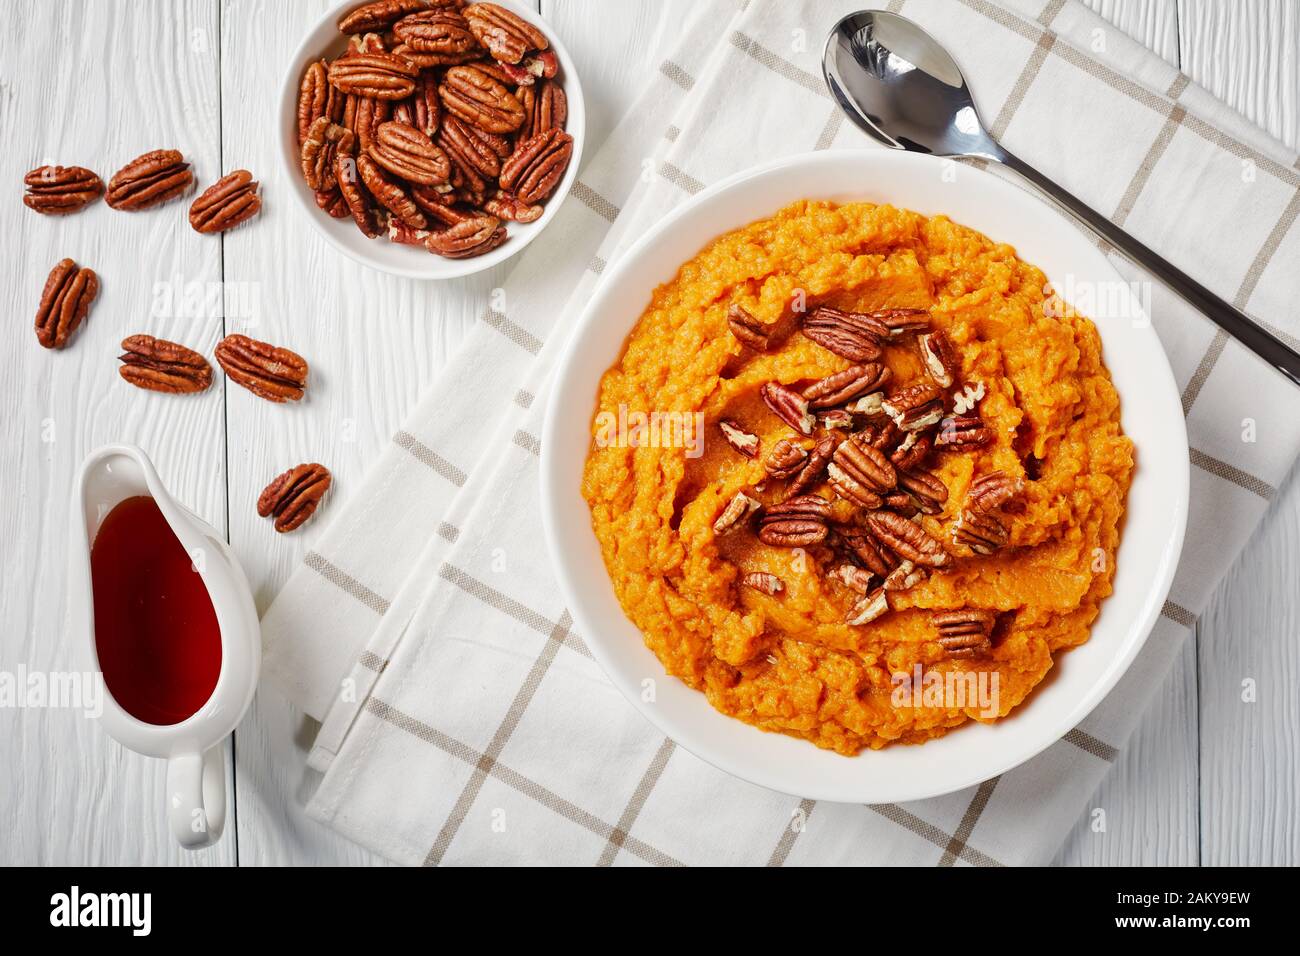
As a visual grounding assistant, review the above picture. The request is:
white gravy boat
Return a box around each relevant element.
[70,444,260,849]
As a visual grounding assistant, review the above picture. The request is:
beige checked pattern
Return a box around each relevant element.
[260,0,1300,865]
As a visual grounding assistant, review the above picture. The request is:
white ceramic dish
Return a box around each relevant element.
[277,0,585,280]
[541,149,1189,805]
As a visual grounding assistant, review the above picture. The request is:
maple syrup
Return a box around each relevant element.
[90,495,222,725]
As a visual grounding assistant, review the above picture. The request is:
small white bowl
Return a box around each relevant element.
[277,0,585,280]
[541,149,1189,805]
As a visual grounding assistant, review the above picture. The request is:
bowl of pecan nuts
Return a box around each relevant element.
[279,0,584,279]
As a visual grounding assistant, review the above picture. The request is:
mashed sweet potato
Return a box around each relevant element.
[581,200,1134,754]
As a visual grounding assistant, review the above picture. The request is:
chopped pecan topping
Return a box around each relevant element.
[935,415,995,448]
[215,334,309,403]
[802,363,891,409]
[761,382,815,435]
[759,495,830,547]
[966,471,1023,515]
[338,0,429,34]
[118,335,212,394]
[918,329,960,388]
[882,383,945,432]
[897,469,948,515]
[865,511,949,568]
[952,380,986,415]
[801,306,887,361]
[727,304,770,350]
[713,490,760,536]
[741,571,784,596]
[787,435,836,496]
[846,587,889,626]
[952,509,1009,555]
[24,165,104,215]
[34,258,98,349]
[932,609,995,657]
[189,170,261,234]
[718,420,759,458]
[764,439,807,479]
[258,463,332,533]
[106,149,193,210]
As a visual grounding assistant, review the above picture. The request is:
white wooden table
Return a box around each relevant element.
[1,0,1295,866]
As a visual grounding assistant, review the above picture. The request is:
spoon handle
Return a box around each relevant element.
[995,147,1300,389]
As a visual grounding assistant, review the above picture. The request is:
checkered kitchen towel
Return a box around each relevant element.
[261,0,1300,865]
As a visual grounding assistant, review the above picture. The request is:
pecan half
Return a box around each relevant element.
[499,127,573,204]
[918,329,960,387]
[215,334,308,403]
[439,114,504,179]
[836,526,896,577]
[23,165,104,215]
[357,153,426,228]
[967,472,1022,515]
[338,0,430,33]
[831,434,897,495]
[118,335,212,394]
[952,509,1009,555]
[34,258,98,349]
[846,587,889,626]
[727,304,769,350]
[392,72,442,138]
[483,190,543,222]
[439,65,525,133]
[464,2,549,64]
[890,431,932,471]
[876,308,930,336]
[788,436,836,496]
[425,214,506,258]
[741,572,784,596]
[345,93,391,152]
[298,59,344,145]
[498,50,557,87]
[718,420,759,458]
[830,563,876,594]
[764,439,807,479]
[883,559,927,592]
[759,495,830,547]
[935,415,995,448]
[882,383,945,431]
[865,511,949,567]
[932,609,995,657]
[106,149,193,210]
[335,153,383,237]
[393,9,480,61]
[189,170,261,233]
[517,78,567,139]
[301,117,356,191]
[760,382,815,435]
[386,215,431,245]
[802,363,891,409]
[258,463,332,533]
[713,490,761,536]
[328,52,418,100]
[368,120,451,185]
[802,307,887,362]
[316,187,349,217]
[897,469,948,515]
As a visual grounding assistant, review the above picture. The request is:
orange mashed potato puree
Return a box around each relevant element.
[581,200,1134,754]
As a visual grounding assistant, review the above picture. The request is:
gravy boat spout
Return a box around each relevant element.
[71,443,260,849]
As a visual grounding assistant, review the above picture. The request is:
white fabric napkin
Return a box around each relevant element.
[261,0,1300,865]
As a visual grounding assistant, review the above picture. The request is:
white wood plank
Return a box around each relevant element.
[1084,0,1181,64]
[0,0,234,865]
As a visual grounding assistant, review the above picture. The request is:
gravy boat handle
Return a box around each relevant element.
[166,746,226,848]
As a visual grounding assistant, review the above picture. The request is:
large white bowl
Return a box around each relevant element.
[277,0,585,280]
[541,150,1189,804]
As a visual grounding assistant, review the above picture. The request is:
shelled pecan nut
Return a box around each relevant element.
[410,182,462,221]
[897,469,948,515]
[759,495,831,547]
[741,572,784,596]
[831,563,876,594]
[464,2,549,64]
[34,258,98,349]
[258,463,332,533]
[516,78,567,139]
[497,49,557,87]
[357,153,426,228]
[23,165,104,215]
[932,609,995,657]
[713,490,761,536]
[727,304,769,350]
[368,120,451,184]
[386,215,431,245]
[338,0,430,34]
[935,415,995,448]
[438,65,525,133]
[316,187,349,217]
[787,436,836,497]
[818,409,854,430]
[118,335,212,394]
[882,383,946,431]
[425,214,506,258]
[952,509,1009,555]
[105,149,193,210]
[188,170,261,233]
[764,439,807,479]
[482,190,543,222]
[802,363,891,409]
[298,59,344,144]
[918,329,960,387]
[391,72,442,138]
[215,333,309,403]
[718,420,759,458]
[328,52,418,100]
[876,308,930,336]
[883,559,927,592]
[802,306,888,361]
[846,587,890,626]
[439,114,504,178]
[966,471,1023,514]
[890,431,932,471]
[345,94,391,151]
[335,153,383,237]
[836,527,896,577]
[760,382,815,435]
[393,9,480,60]
[832,434,897,494]
[952,380,987,415]
[498,127,572,204]
[301,117,356,191]
[866,511,949,567]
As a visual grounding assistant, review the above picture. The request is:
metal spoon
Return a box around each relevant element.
[823,10,1300,388]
